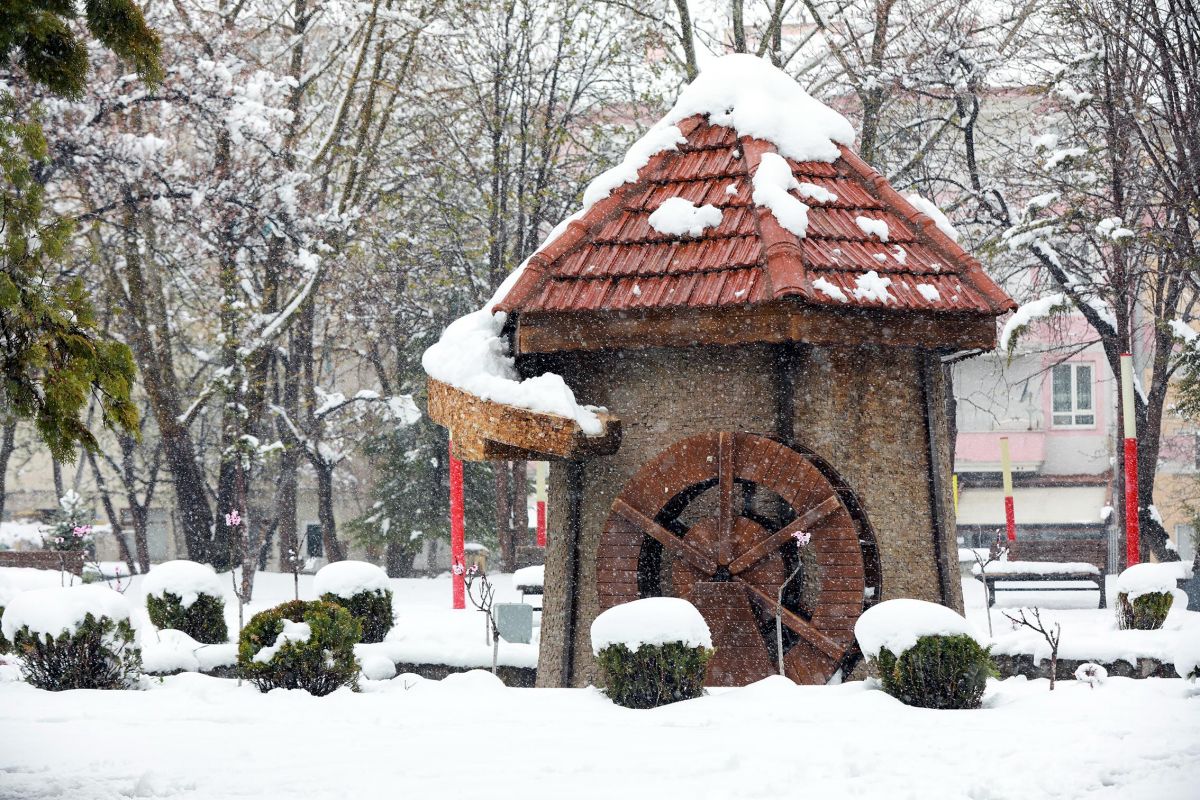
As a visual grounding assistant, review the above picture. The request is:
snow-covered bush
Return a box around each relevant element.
[143,560,229,644]
[591,597,712,709]
[1074,662,1108,688]
[1175,634,1200,681]
[855,599,994,709]
[313,561,394,643]
[0,607,8,655]
[1115,563,1178,631]
[1,585,140,690]
[238,600,360,695]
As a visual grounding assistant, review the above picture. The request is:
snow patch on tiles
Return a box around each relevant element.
[648,197,723,237]
[851,270,893,304]
[422,264,603,436]
[751,151,810,237]
[725,182,738,195]
[797,182,837,204]
[666,54,854,163]
[891,245,907,264]
[581,125,686,211]
[915,284,940,303]
[855,215,890,242]
[906,193,959,242]
[812,276,848,303]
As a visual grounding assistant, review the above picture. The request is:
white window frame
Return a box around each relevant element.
[1050,362,1096,428]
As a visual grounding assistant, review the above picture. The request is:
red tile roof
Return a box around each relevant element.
[495,115,1015,320]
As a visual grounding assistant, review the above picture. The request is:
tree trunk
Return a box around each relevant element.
[385,541,417,578]
[496,461,512,571]
[316,463,345,562]
[0,417,16,522]
[512,459,528,556]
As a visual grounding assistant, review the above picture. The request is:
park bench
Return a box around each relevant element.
[973,540,1108,609]
[512,564,544,611]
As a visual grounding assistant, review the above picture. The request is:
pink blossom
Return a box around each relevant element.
[72,525,92,538]
[451,562,465,576]
[225,510,243,528]
[791,530,812,546]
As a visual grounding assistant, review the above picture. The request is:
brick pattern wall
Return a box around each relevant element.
[535,341,958,687]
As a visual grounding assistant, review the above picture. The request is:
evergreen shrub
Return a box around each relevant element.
[146,591,229,644]
[595,642,711,709]
[1116,591,1173,631]
[319,589,393,644]
[0,606,7,655]
[238,600,360,696]
[873,634,995,710]
[10,614,141,690]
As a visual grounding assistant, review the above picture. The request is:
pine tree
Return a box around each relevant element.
[0,0,160,460]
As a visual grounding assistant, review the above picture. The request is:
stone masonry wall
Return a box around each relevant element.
[534,341,958,687]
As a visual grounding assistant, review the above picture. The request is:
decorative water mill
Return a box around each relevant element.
[599,432,881,685]
[425,57,1014,687]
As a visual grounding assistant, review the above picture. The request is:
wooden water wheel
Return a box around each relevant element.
[597,432,881,686]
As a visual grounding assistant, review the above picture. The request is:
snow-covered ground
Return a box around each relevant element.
[0,669,1196,799]
[1,567,1198,799]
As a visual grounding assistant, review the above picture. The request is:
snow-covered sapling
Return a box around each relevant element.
[1003,607,1061,689]
[971,531,1010,637]
[459,562,500,675]
[775,529,811,675]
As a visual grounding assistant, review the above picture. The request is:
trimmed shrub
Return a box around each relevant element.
[146,592,228,644]
[238,600,360,696]
[595,642,711,709]
[1116,591,1172,631]
[873,634,995,710]
[319,589,393,643]
[10,614,141,690]
[313,561,394,643]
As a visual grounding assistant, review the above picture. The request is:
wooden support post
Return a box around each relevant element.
[450,441,465,610]
[1121,353,1140,566]
[999,436,1016,542]
[535,461,548,548]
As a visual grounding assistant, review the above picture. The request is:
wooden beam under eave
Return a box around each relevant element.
[514,303,998,355]
[427,378,621,462]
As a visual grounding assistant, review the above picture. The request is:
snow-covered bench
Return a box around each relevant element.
[973,540,1108,609]
[512,564,544,610]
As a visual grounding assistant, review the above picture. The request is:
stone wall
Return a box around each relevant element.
[535,341,960,687]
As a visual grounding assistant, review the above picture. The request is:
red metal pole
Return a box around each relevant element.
[449,443,465,609]
[535,461,547,548]
[1121,354,1140,566]
[1000,436,1016,542]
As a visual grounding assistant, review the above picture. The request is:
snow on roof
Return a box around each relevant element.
[2,584,133,640]
[142,560,225,609]
[313,560,391,599]
[590,597,712,654]
[421,264,604,436]
[853,598,979,658]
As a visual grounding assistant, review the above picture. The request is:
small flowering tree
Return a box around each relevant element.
[458,561,500,675]
[42,491,94,559]
[775,530,812,675]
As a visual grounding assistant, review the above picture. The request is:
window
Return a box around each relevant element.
[1051,363,1094,427]
[305,523,323,558]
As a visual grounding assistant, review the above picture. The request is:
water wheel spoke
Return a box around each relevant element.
[737,577,843,660]
[611,497,718,576]
[716,431,735,566]
[728,493,841,576]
